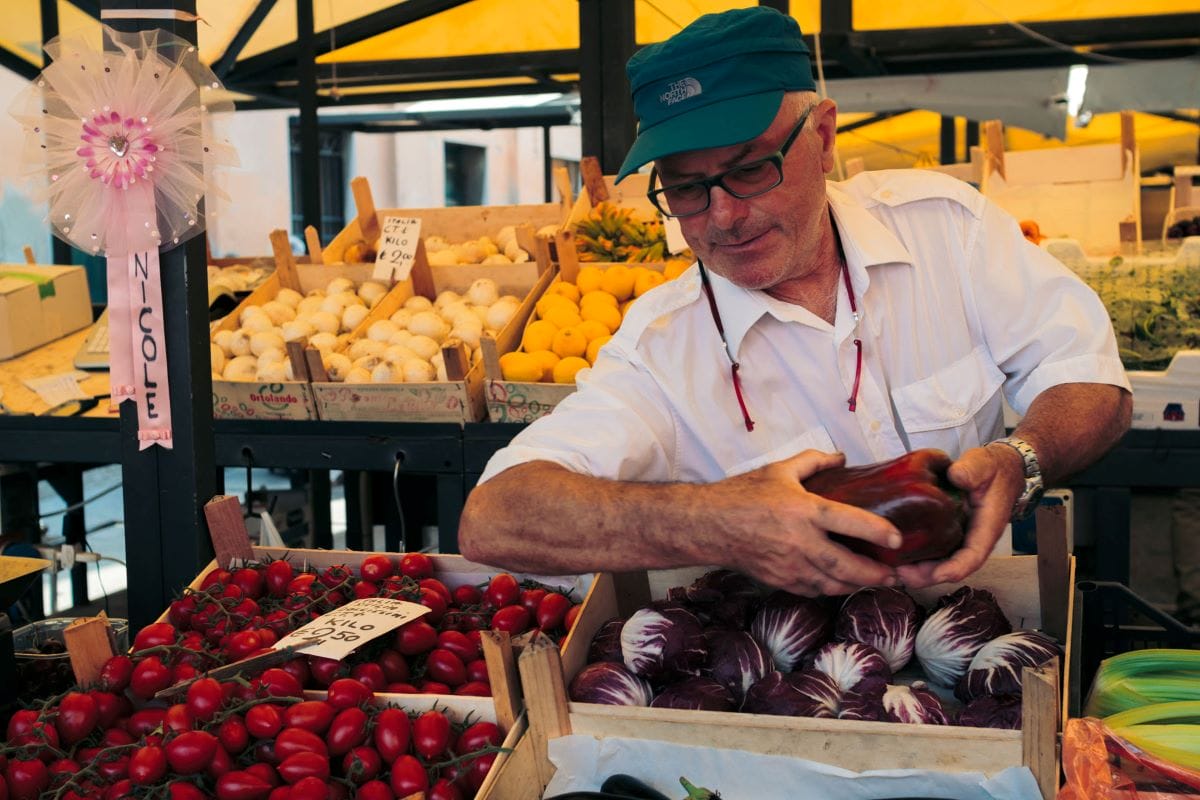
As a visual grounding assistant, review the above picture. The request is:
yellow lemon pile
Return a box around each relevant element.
[499,260,692,384]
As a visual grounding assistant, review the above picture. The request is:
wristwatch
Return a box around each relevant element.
[990,436,1044,521]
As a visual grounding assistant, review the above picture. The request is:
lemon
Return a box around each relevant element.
[634,270,667,297]
[535,292,578,320]
[575,319,611,343]
[586,334,612,364]
[522,319,558,352]
[546,281,581,304]
[600,265,635,302]
[528,349,560,382]
[581,303,622,335]
[663,259,691,280]
[575,266,605,295]
[579,290,619,309]
[542,306,583,330]
[551,327,588,359]
[499,351,543,382]
[552,356,590,384]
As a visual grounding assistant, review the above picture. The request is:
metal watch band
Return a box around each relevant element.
[990,436,1044,521]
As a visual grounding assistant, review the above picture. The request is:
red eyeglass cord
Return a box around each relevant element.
[842,262,863,412]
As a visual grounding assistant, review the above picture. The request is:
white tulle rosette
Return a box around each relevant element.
[9,25,237,257]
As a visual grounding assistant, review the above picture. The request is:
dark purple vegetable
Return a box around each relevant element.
[750,590,832,672]
[957,693,1023,730]
[835,587,922,672]
[811,641,892,695]
[568,662,654,706]
[588,617,627,664]
[955,630,1061,702]
[836,674,889,721]
[620,601,707,682]
[914,587,1012,687]
[741,670,839,718]
[879,681,951,724]
[703,630,772,704]
[667,569,762,629]
[650,676,736,712]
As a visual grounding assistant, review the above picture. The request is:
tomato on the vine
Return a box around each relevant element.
[394,620,438,656]
[357,780,393,800]
[127,745,167,785]
[430,778,464,800]
[215,770,273,800]
[6,758,48,800]
[520,588,548,615]
[484,573,520,608]
[360,554,393,583]
[537,592,572,630]
[376,648,409,683]
[277,752,330,785]
[436,630,478,662]
[283,701,335,735]
[425,648,467,686]
[490,604,532,635]
[231,567,265,599]
[454,680,492,697]
[264,560,294,597]
[55,692,97,744]
[564,602,582,631]
[186,676,223,721]
[372,708,410,763]
[326,677,373,710]
[287,776,329,800]
[389,754,429,796]
[217,716,250,754]
[412,709,451,760]
[452,583,482,606]
[129,655,172,699]
[273,727,328,760]
[165,731,218,774]
[399,552,433,580]
[341,745,382,784]
[97,655,134,693]
[349,662,386,692]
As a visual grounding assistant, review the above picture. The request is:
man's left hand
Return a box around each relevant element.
[896,443,1024,589]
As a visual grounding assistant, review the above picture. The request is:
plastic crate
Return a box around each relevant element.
[1073,580,1200,715]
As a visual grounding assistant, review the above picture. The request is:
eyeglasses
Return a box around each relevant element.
[647,105,815,219]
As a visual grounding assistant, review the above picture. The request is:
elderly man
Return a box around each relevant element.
[460,7,1130,596]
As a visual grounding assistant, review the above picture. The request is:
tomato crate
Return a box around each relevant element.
[159,546,607,716]
[487,509,1074,800]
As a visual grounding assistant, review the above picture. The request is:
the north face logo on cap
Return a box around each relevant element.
[659,77,702,105]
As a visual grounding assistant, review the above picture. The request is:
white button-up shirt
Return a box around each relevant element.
[479,169,1130,485]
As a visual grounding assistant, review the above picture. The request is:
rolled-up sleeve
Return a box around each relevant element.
[477,343,679,485]
[966,199,1131,414]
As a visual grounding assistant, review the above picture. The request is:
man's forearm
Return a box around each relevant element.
[458,461,710,574]
[1011,382,1132,485]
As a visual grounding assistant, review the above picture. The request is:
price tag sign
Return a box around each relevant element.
[373,216,422,282]
[663,214,689,255]
[274,598,430,661]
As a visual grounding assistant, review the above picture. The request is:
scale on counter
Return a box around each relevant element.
[0,555,51,709]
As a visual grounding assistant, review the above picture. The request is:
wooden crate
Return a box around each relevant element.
[555,172,676,276]
[489,509,1074,800]
[980,115,1141,257]
[210,262,403,420]
[310,179,564,422]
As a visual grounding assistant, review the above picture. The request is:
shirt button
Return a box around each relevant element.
[880,190,893,199]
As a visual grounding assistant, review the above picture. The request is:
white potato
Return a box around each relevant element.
[403,295,434,312]
[249,330,285,357]
[275,288,303,309]
[325,277,355,295]
[401,358,436,383]
[260,300,296,325]
[323,353,353,382]
[222,355,257,381]
[341,304,370,332]
[280,319,314,343]
[310,311,340,334]
[466,278,500,307]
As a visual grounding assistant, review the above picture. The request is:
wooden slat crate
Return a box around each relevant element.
[488,508,1074,799]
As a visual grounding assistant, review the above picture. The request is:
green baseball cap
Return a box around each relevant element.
[616,6,816,182]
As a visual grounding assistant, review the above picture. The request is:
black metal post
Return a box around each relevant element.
[40,0,74,266]
[578,0,636,174]
[939,115,956,165]
[542,125,552,203]
[308,470,332,550]
[966,119,980,153]
[759,0,789,12]
[296,0,322,233]
[104,0,215,632]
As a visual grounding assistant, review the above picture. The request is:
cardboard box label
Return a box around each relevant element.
[212,381,316,420]
[486,381,573,423]
[313,382,478,422]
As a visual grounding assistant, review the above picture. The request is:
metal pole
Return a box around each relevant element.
[542,125,552,203]
[296,0,322,234]
[103,0,215,631]
[940,115,957,165]
[578,0,636,174]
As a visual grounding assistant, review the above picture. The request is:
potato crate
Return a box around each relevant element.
[310,178,565,422]
[210,256,405,421]
[488,509,1074,800]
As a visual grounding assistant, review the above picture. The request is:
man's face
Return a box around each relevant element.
[655,97,837,291]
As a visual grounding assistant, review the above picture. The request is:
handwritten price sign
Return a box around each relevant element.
[373,216,423,282]
[274,597,430,661]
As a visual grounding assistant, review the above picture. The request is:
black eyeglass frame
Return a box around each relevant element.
[647,104,816,219]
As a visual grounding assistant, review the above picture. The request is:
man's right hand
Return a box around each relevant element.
[710,450,901,597]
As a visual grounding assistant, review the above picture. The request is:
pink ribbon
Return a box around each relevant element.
[107,188,173,449]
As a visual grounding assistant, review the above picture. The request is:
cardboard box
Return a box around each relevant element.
[211,263,401,420]
[0,264,91,360]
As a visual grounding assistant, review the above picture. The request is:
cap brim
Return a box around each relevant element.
[615,89,784,183]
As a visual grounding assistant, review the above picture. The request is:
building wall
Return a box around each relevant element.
[0,67,51,265]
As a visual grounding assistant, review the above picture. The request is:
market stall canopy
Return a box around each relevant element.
[0,1,1195,165]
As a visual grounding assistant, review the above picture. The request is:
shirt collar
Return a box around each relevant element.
[706,180,915,357]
